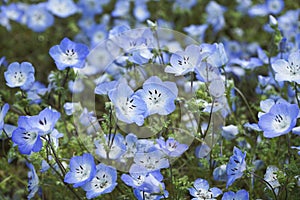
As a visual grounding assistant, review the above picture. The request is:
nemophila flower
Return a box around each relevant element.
[165,44,201,76]
[4,62,35,91]
[79,108,101,134]
[201,43,228,68]
[272,50,300,83]
[221,189,249,200]
[46,0,78,18]
[95,133,126,160]
[68,79,84,93]
[173,0,197,10]
[248,0,284,16]
[133,0,150,22]
[121,169,165,193]
[226,147,246,188]
[184,24,208,43]
[188,178,222,200]
[195,143,211,159]
[25,3,54,32]
[77,0,106,15]
[111,0,130,17]
[87,24,107,48]
[264,166,280,194]
[119,133,138,162]
[63,102,82,116]
[0,103,9,132]
[136,76,178,116]
[82,163,117,199]
[258,102,299,138]
[155,137,188,157]
[22,108,61,136]
[208,78,225,98]
[49,37,89,70]
[27,163,39,199]
[94,80,118,95]
[131,149,169,173]
[12,123,42,155]
[50,129,63,149]
[195,62,221,83]
[108,82,147,126]
[26,81,47,104]
[221,125,239,141]
[213,164,227,182]
[205,1,226,33]
[258,98,288,118]
[133,188,168,200]
[278,10,300,40]
[64,153,96,188]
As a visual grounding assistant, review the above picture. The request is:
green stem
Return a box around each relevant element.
[234,86,257,123]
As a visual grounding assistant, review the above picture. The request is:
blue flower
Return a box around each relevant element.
[95,133,126,160]
[221,189,249,200]
[82,163,117,199]
[213,164,227,182]
[248,0,284,16]
[205,1,226,33]
[188,178,222,199]
[136,76,178,116]
[27,163,39,199]
[49,37,89,70]
[131,149,169,173]
[258,102,299,138]
[0,103,9,132]
[25,3,54,32]
[63,102,82,116]
[46,0,78,18]
[264,165,280,194]
[133,188,168,200]
[165,44,201,76]
[64,153,97,188]
[4,62,35,90]
[12,117,42,155]
[272,50,300,83]
[155,137,188,157]
[26,81,47,104]
[94,80,118,95]
[133,1,150,22]
[121,169,165,193]
[221,125,239,141]
[226,147,246,188]
[108,82,147,126]
[77,0,107,15]
[24,108,61,135]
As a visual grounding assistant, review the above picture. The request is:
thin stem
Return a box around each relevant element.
[203,98,215,139]
[234,86,257,123]
[293,82,300,106]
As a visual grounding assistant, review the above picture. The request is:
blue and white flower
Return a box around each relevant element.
[49,37,89,70]
[82,163,117,199]
[4,62,35,90]
[64,153,96,188]
[136,76,178,116]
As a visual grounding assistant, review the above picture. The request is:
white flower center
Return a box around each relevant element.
[272,114,290,131]
[287,62,300,76]
[60,49,78,65]
[92,173,112,192]
[12,71,27,86]
[75,164,91,181]
[22,131,38,145]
